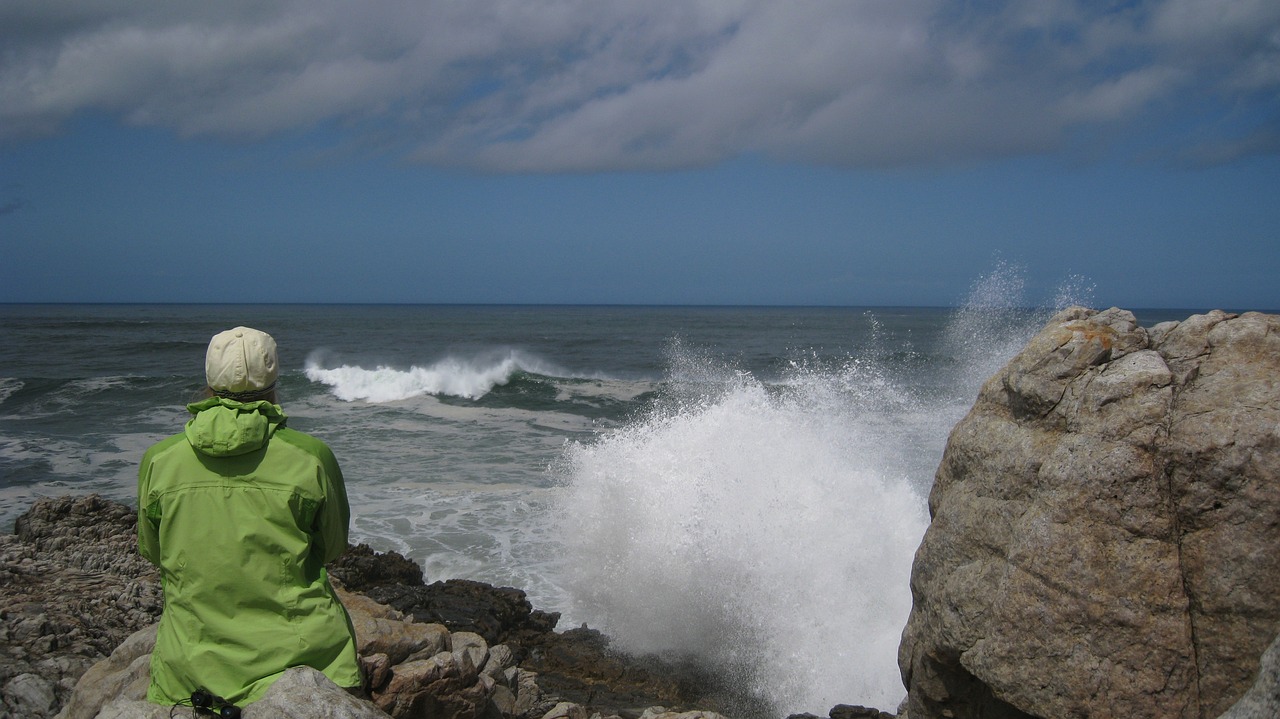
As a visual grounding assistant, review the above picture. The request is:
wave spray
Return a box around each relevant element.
[552,268,1066,715]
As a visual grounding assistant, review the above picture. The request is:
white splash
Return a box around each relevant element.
[304,348,568,402]
[552,263,1069,715]
[554,349,934,714]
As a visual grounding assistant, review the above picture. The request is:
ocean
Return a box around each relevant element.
[0,286,1196,715]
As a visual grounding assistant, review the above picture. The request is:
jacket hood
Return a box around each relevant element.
[184,397,286,457]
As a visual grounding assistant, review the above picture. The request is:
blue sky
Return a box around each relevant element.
[2,1,1278,309]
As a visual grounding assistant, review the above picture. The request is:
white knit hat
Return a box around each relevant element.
[205,326,279,396]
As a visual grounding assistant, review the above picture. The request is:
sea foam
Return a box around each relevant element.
[304,348,571,402]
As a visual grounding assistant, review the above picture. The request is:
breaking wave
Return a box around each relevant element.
[304,349,575,402]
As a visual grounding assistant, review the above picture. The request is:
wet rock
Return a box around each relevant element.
[365,578,559,647]
[328,543,424,590]
[787,706,896,719]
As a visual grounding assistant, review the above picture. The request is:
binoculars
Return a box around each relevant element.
[190,689,241,719]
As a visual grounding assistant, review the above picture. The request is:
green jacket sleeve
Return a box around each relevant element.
[136,451,162,565]
[313,441,351,564]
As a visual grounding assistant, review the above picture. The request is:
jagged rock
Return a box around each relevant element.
[365,578,559,646]
[338,584,452,666]
[361,654,393,694]
[55,625,156,719]
[512,668,544,717]
[355,580,728,715]
[329,544,425,590]
[484,645,516,684]
[900,308,1280,719]
[373,650,488,719]
[1,495,162,719]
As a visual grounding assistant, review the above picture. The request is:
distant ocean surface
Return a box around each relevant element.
[0,293,1200,714]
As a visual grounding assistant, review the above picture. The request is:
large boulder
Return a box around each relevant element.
[899,308,1280,719]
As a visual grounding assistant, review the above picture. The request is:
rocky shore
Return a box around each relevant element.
[1,494,890,719]
[3,307,1278,719]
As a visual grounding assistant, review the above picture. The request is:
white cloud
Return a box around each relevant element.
[0,0,1276,170]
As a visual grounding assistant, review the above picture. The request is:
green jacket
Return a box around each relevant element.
[138,397,361,706]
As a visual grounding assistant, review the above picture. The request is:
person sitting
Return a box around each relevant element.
[138,326,361,709]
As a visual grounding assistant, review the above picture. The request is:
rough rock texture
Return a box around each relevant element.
[1216,632,1280,719]
[349,574,734,716]
[65,635,393,719]
[3,496,757,719]
[56,572,736,719]
[899,307,1280,719]
[1,495,163,719]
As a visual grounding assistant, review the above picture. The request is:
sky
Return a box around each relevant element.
[1,0,1278,310]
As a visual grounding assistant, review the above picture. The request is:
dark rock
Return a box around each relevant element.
[364,579,555,647]
[829,705,896,719]
[787,704,896,719]
[328,543,425,590]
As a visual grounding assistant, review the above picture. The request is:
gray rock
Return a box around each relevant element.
[1217,633,1280,719]
[1,495,163,719]
[452,631,490,677]
[540,702,588,719]
[637,708,732,719]
[513,668,543,718]
[89,699,171,719]
[246,666,392,718]
[93,667,391,719]
[900,308,1280,719]
[5,673,58,716]
[483,644,515,684]
[55,625,155,719]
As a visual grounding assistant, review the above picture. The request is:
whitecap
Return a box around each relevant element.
[304,348,572,402]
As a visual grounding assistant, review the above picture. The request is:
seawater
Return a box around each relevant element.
[0,286,1191,715]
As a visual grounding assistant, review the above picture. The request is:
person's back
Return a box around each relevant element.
[138,327,361,709]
